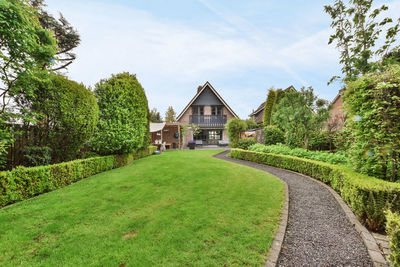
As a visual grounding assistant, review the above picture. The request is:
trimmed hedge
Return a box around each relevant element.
[0,146,157,207]
[386,210,400,266]
[230,149,400,231]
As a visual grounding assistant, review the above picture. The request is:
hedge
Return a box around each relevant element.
[0,146,157,208]
[230,149,400,231]
[386,210,400,266]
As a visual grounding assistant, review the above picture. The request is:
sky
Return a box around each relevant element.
[45,0,400,119]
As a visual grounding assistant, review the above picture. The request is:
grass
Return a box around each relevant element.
[0,150,284,266]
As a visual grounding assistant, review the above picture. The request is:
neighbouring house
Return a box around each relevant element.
[249,85,296,124]
[150,123,181,150]
[328,89,345,131]
[176,81,239,147]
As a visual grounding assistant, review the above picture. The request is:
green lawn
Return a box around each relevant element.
[0,150,284,266]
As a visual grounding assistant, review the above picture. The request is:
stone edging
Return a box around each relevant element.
[264,181,289,267]
[283,169,388,267]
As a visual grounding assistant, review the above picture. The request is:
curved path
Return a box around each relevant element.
[214,151,373,266]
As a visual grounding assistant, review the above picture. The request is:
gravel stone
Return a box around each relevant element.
[214,151,373,267]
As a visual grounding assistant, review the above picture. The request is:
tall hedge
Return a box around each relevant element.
[90,73,150,155]
[263,89,277,126]
[17,74,99,163]
[226,118,247,148]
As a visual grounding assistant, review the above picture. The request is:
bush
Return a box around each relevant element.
[263,89,277,125]
[82,151,100,159]
[230,148,400,230]
[90,73,150,155]
[386,210,400,266]
[23,146,52,167]
[248,143,349,165]
[237,138,257,150]
[264,125,284,145]
[226,118,247,148]
[244,119,258,130]
[0,146,157,207]
[308,131,334,151]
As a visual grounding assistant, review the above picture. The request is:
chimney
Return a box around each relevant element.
[197,86,203,93]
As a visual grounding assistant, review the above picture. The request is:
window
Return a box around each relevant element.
[211,106,223,115]
[194,130,207,141]
[208,130,222,140]
[192,106,204,115]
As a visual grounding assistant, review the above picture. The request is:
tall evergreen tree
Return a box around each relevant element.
[165,106,176,123]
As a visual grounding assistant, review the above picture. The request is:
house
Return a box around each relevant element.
[176,81,239,147]
[249,85,296,124]
[150,123,180,150]
[328,90,345,131]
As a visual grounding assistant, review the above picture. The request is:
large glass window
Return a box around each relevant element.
[193,130,207,141]
[208,130,222,140]
[211,106,223,115]
[192,106,204,115]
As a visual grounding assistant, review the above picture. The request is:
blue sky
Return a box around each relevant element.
[45,0,400,118]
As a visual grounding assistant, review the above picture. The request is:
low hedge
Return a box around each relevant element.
[0,146,157,207]
[230,149,400,231]
[386,211,400,266]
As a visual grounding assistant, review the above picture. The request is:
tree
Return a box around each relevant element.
[165,106,176,123]
[90,73,150,155]
[30,0,80,71]
[150,108,163,123]
[226,118,247,148]
[263,89,277,126]
[272,87,331,149]
[345,65,400,181]
[0,0,57,168]
[324,0,400,82]
[244,119,257,130]
[16,74,98,162]
[264,125,284,145]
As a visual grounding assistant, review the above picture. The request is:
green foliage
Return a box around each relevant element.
[90,73,150,155]
[263,89,277,126]
[165,106,176,123]
[333,128,353,151]
[386,210,400,266]
[244,119,258,130]
[18,74,99,163]
[264,125,284,145]
[272,87,331,149]
[230,148,400,231]
[0,146,156,207]
[249,143,349,165]
[226,118,247,148]
[150,108,163,123]
[324,0,400,82]
[0,122,13,169]
[23,146,51,167]
[308,130,334,151]
[237,138,257,150]
[345,65,400,181]
[81,151,100,159]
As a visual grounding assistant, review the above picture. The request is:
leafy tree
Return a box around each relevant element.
[226,118,247,148]
[244,119,257,130]
[0,0,57,168]
[165,106,176,123]
[150,108,163,123]
[90,73,150,155]
[272,87,331,149]
[324,0,400,82]
[16,74,98,162]
[30,0,80,71]
[264,125,284,145]
[345,65,400,181]
[263,89,277,126]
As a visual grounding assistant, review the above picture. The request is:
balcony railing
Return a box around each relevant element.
[190,115,227,127]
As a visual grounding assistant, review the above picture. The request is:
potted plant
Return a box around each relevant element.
[188,140,196,150]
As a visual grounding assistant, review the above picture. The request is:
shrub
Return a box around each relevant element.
[0,146,157,207]
[244,119,258,130]
[264,125,284,145]
[226,118,247,148]
[345,65,400,181]
[308,131,334,151]
[23,146,52,167]
[237,138,257,150]
[248,143,349,165]
[263,89,277,126]
[17,74,99,163]
[90,73,150,155]
[386,210,400,266]
[82,151,100,159]
[230,148,400,230]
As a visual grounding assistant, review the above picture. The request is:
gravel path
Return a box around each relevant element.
[214,151,373,267]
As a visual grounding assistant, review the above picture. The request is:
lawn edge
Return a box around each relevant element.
[264,180,289,267]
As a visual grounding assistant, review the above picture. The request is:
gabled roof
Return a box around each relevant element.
[176,81,239,120]
[249,85,296,117]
